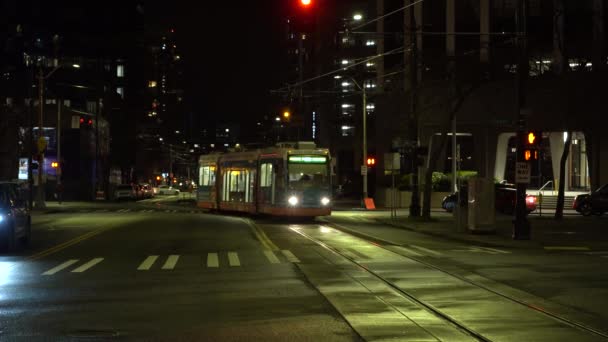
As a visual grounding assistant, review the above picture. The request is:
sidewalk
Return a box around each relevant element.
[329,209,608,250]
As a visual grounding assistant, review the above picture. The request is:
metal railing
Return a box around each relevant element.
[537,181,554,217]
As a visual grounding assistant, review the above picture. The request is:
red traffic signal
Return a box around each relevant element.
[88,119,93,126]
[300,0,312,6]
[79,117,85,124]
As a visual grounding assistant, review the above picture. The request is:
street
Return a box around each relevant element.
[1,202,607,341]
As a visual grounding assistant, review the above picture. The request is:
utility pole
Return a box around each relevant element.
[409,0,421,217]
[57,100,61,186]
[513,0,531,240]
[35,67,46,208]
[447,0,457,192]
[362,84,368,203]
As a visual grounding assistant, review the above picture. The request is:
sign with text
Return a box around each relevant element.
[515,162,531,184]
[360,165,368,176]
[384,153,400,172]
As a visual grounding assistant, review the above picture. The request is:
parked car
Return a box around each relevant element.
[139,184,154,199]
[114,184,137,201]
[0,181,31,251]
[573,184,608,216]
[158,185,180,195]
[441,184,537,214]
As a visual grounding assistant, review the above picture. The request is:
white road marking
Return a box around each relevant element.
[227,252,240,266]
[137,255,159,270]
[71,258,104,273]
[42,259,79,275]
[410,245,443,257]
[263,250,280,264]
[477,247,510,254]
[281,250,300,263]
[392,246,423,257]
[207,253,219,268]
[161,255,180,270]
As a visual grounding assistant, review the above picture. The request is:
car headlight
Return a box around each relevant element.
[0,214,4,223]
[288,196,299,206]
[321,197,330,206]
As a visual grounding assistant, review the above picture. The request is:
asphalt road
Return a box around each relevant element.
[1,204,607,341]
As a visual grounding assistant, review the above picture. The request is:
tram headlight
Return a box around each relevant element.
[288,196,299,206]
[321,197,331,206]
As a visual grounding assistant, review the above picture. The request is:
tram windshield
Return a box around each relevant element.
[288,156,329,190]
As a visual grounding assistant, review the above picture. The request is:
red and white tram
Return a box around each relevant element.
[197,142,332,217]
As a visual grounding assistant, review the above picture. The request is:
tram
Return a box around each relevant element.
[197,142,332,217]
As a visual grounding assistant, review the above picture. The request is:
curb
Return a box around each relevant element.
[374,218,541,249]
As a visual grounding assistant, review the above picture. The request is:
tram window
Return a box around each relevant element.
[199,166,216,186]
[260,163,273,187]
[288,163,328,189]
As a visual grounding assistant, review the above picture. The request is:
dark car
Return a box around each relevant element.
[573,184,608,216]
[441,184,537,214]
[0,182,31,252]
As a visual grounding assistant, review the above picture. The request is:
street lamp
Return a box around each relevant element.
[349,78,369,206]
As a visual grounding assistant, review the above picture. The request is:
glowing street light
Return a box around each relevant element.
[353,13,363,21]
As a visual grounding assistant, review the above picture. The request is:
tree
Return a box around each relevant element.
[422,84,479,219]
[555,131,572,219]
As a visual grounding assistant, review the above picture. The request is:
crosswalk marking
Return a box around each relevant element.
[228,252,240,266]
[477,246,510,254]
[42,259,79,275]
[392,246,424,257]
[410,245,443,257]
[263,250,280,264]
[281,250,300,263]
[71,258,104,273]
[207,253,219,268]
[161,255,180,270]
[137,255,159,270]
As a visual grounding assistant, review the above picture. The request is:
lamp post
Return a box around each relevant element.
[34,65,60,209]
[350,78,368,205]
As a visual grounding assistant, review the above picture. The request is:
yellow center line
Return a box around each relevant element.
[245,219,279,251]
[27,226,110,261]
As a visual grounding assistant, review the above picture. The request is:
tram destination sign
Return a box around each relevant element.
[288,156,327,164]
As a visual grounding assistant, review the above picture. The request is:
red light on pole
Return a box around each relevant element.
[300,0,312,6]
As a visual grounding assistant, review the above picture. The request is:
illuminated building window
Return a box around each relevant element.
[117,65,124,77]
[148,81,157,88]
[116,87,124,99]
[341,125,354,137]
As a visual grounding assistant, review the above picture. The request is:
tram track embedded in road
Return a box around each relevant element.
[291,224,608,341]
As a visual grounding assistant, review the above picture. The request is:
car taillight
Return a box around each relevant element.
[526,196,536,204]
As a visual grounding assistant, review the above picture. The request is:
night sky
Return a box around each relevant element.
[149,2,288,132]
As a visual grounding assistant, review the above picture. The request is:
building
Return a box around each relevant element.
[0,1,144,200]
[278,0,608,203]
[138,27,190,183]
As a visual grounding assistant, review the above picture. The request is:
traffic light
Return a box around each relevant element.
[80,117,93,128]
[366,157,376,167]
[51,161,59,168]
[300,0,312,7]
[283,110,291,122]
[522,131,541,161]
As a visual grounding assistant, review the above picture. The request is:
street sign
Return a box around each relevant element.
[360,165,368,176]
[515,162,531,184]
[384,153,400,172]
